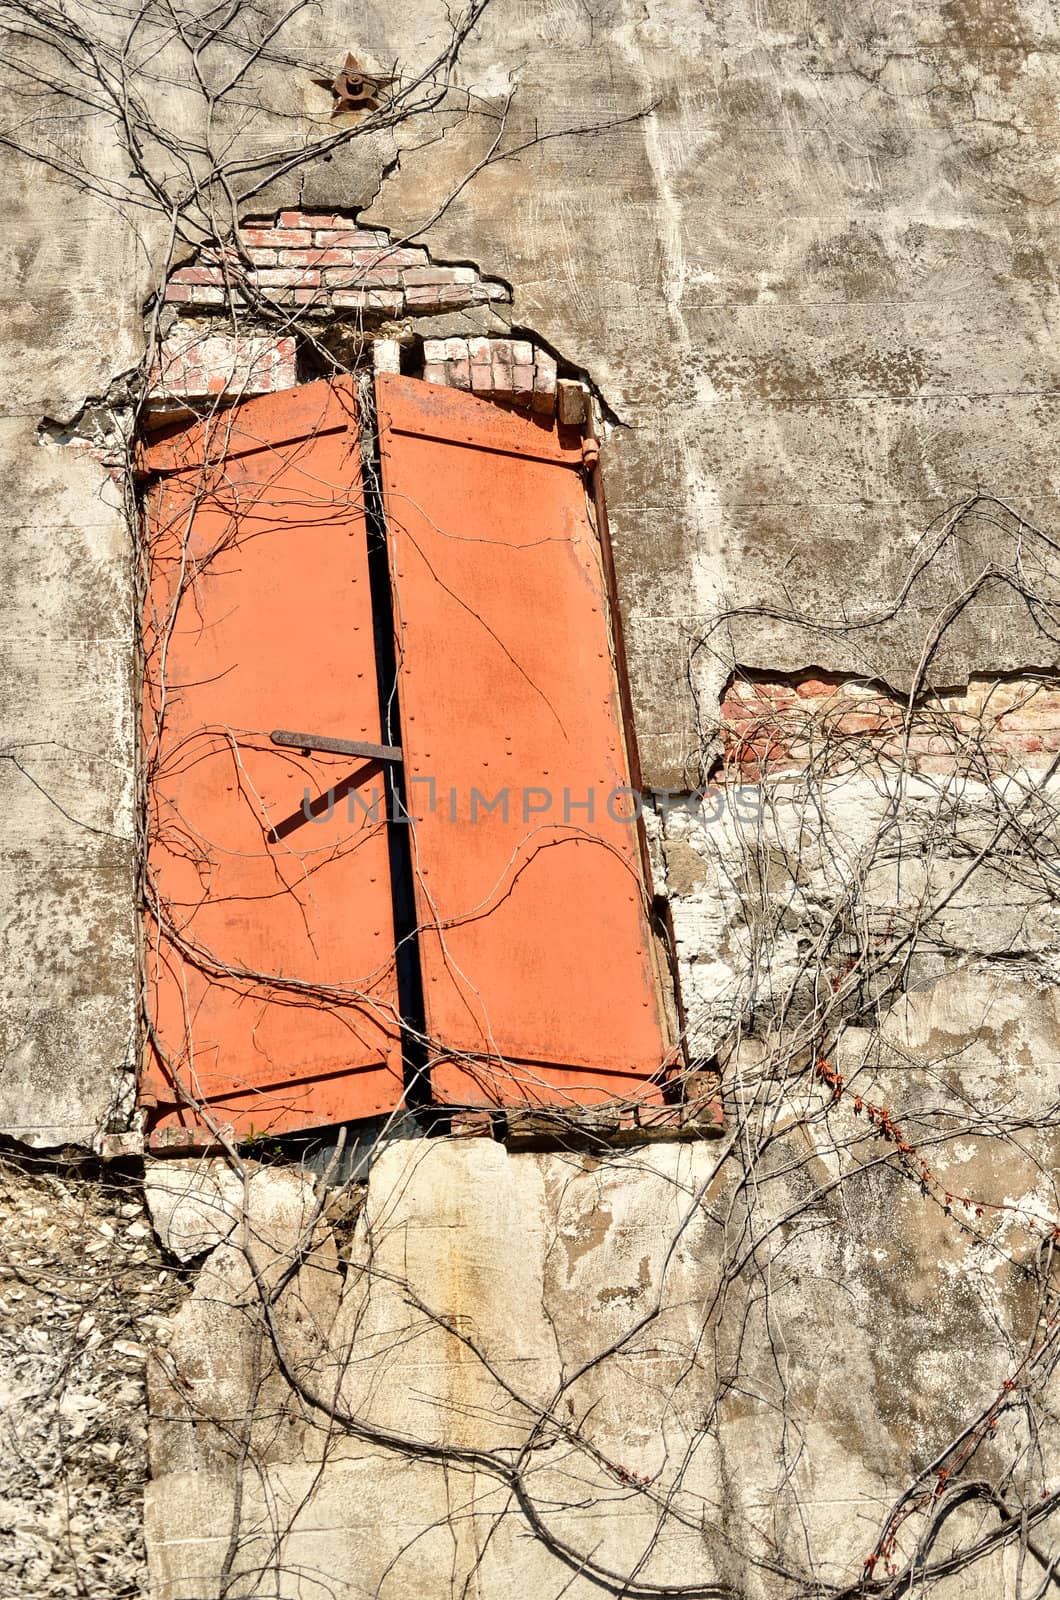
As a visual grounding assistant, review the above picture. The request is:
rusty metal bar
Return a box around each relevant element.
[270,729,403,763]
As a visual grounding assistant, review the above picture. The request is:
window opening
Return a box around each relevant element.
[138,368,691,1152]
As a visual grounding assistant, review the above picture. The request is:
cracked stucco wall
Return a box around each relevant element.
[139,1129,1039,1599]
[0,1156,187,1595]
[2,0,1056,1144]
[1,0,1059,1594]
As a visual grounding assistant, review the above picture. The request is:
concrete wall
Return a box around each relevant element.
[3,0,1057,1145]
[1,0,1059,1593]
[0,1155,180,1594]
[140,1119,1052,1599]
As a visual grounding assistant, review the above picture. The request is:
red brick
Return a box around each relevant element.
[998,702,1060,728]
[322,266,402,288]
[188,286,226,304]
[404,284,475,308]
[904,733,954,754]
[242,226,312,248]
[294,287,324,305]
[863,698,902,721]
[245,247,277,267]
[163,283,192,302]
[833,713,896,734]
[362,290,404,315]
[532,352,557,414]
[796,678,842,699]
[914,754,961,777]
[723,697,780,722]
[729,737,790,763]
[491,345,514,398]
[373,339,402,375]
[278,210,334,229]
[171,266,225,285]
[147,333,297,407]
[682,1072,725,1132]
[256,267,320,288]
[277,247,357,268]
[330,289,404,314]
[1025,688,1060,711]
[992,732,1056,759]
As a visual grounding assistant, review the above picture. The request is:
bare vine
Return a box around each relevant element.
[2,1,1060,1597]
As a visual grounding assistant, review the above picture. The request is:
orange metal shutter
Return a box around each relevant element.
[376,375,672,1109]
[140,379,404,1146]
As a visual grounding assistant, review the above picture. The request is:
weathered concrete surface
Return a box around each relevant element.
[143,1159,249,1262]
[2,0,1057,1135]
[0,112,150,1146]
[0,425,136,1147]
[0,1156,185,1597]
[143,1133,1053,1598]
[352,0,1060,782]
[660,769,1060,1053]
[0,0,1058,1588]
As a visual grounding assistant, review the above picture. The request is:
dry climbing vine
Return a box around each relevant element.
[2,2,1060,1597]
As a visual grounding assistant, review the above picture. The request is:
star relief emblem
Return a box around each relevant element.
[310,54,395,115]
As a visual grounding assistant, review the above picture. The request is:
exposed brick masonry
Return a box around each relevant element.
[422,337,556,411]
[722,672,1060,781]
[163,211,508,319]
[149,210,571,421]
[149,332,298,414]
